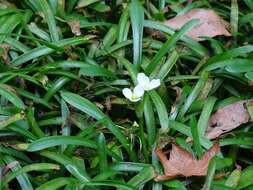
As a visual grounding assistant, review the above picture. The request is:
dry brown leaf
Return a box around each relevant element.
[68,21,81,36]
[206,100,251,139]
[155,141,220,182]
[163,8,231,41]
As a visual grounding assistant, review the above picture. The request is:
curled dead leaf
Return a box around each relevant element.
[68,21,81,36]
[206,100,251,139]
[155,141,220,182]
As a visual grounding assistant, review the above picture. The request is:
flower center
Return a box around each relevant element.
[143,83,149,89]
[132,93,139,99]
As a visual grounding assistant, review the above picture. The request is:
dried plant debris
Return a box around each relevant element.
[155,142,220,182]
[206,100,251,139]
[157,9,231,41]
[68,21,81,36]
[0,43,10,64]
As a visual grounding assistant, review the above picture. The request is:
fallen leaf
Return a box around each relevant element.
[150,8,231,41]
[206,100,251,139]
[68,21,81,36]
[155,141,220,182]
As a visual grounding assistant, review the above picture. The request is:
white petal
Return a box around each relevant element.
[148,79,161,90]
[130,97,142,102]
[122,88,132,100]
[137,73,150,87]
[133,84,144,97]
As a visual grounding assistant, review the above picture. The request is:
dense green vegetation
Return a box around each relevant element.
[1,0,253,189]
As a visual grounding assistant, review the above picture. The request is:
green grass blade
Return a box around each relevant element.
[112,54,138,84]
[178,71,209,119]
[143,20,209,56]
[82,181,137,190]
[0,113,24,130]
[225,168,241,188]
[26,107,45,138]
[0,85,25,109]
[145,19,199,75]
[37,0,59,41]
[202,158,216,190]
[79,64,116,78]
[190,116,203,158]
[3,155,34,190]
[197,97,217,137]
[39,151,91,182]
[36,177,77,190]
[206,46,253,65]
[0,14,21,42]
[43,77,71,101]
[27,136,97,151]
[130,1,144,67]
[11,36,91,67]
[156,51,179,80]
[127,166,156,188]
[143,95,156,146]
[230,0,239,39]
[0,163,60,188]
[98,133,108,173]
[14,87,52,109]
[61,91,136,161]
[148,90,169,131]
[237,166,253,189]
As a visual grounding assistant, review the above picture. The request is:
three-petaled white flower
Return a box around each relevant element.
[122,73,161,102]
[137,73,161,91]
[122,85,144,102]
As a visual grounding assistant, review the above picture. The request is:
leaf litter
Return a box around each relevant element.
[206,100,251,139]
[155,141,220,182]
[149,8,231,41]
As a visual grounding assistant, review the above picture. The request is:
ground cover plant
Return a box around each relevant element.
[1,0,253,189]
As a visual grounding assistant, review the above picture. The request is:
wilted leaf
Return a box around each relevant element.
[155,141,220,182]
[68,21,81,36]
[2,161,19,175]
[0,43,10,64]
[205,100,251,139]
[163,9,231,41]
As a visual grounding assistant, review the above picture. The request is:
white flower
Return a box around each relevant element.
[137,73,160,91]
[122,85,144,102]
